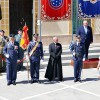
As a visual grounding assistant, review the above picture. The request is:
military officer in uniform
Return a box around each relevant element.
[15,29,24,71]
[0,30,8,72]
[28,34,43,83]
[3,34,20,85]
[70,35,85,82]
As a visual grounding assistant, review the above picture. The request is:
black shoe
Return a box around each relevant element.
[36,80,41,84]
[74,79,78,82]
[30,80,34,84]
[58,80,63,82]
[12,82,16,85]
[78,79,82,82]
[7,82,11,86]
[49,79,52,81]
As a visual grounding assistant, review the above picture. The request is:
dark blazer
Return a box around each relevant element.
[77,26,93,45]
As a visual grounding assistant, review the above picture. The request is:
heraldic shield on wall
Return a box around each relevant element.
[41,0,71,21]
[78,0,100,18]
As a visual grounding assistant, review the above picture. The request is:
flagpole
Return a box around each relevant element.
[33,0,35,35]
[76,0,78,34]
[72,0,73,41]
[38,0,42,42]
[72,0,78,41]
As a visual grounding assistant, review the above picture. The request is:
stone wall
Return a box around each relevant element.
[41,34,100,46]
[0,0,9,36]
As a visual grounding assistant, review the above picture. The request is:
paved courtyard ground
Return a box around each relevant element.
[0,43,100,100]
[0,65,100,100]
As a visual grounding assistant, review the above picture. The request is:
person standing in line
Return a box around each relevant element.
[45,37,63,82]
[77,20,93,60]
[28,34,44,84]
[3,34,20,86]
[70,35,85,82]
[15,29,24,71]
[0,30,8,72]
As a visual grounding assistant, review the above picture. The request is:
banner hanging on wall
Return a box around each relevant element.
[41,0,71,21]
[78,0,100,18]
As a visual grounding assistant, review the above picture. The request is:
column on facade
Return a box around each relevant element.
[0,0,9,36]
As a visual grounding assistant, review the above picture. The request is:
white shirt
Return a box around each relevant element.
[84,26,88,34]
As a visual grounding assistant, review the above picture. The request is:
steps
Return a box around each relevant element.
[23,43,100,68]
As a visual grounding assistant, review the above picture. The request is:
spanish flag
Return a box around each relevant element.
[20,25,29,50]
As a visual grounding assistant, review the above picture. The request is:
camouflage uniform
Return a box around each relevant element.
[0,31,8,72]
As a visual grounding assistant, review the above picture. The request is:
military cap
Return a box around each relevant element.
[0,30,5,33]
[9,34,15,38]
[33,33,39,37]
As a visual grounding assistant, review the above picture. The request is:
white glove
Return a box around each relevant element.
[17,60,20,63]
[73,52,75,56]
[40,58,44,64]
[5,54,9,58]
[99,56,100,60]
[40,57,44,63]
[83,58,85,61]
[25,55,29,61]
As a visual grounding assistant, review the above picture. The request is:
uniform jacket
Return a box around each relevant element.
[28,41,43,62]
[70,41,85,60]
[3,41,20,63]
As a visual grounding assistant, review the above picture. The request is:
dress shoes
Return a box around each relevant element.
[74,79,78,82]
[12,82,16,85]
[7,82,11,86]
[36,80,41,84]
[49,79,52,81]
[78,79,82,82]
[30,80,34,84]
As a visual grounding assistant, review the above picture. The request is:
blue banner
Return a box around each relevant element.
[78,0,100,18]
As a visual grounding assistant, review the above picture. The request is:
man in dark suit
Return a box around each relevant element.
[28,34,44,83]
[3,34,20,86]
[77,20,93,60]
[45,37,63,82]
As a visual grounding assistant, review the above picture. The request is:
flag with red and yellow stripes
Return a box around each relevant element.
[20,25,29,50]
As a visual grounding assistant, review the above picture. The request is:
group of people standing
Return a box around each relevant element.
[0,20,93,85]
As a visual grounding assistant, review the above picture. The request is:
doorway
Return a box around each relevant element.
[9,0,33,40]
